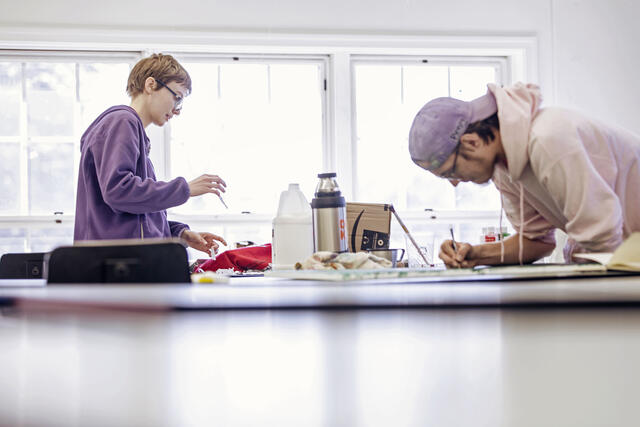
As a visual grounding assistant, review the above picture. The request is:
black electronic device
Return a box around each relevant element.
[45,239,190,284]
[0,252,46,279]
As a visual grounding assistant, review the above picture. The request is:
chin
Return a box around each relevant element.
[473,176,493,186]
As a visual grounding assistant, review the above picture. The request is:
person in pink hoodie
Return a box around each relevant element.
[408,82,640,268]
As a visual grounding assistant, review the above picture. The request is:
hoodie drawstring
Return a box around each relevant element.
[499,191,505,264]
[519,182,524,265]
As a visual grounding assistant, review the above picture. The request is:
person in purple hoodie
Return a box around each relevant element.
[74,53,227,255]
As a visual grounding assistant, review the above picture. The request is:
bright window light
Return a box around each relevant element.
[169,60,325,215]
[0,56,131,253]
[354,62,502,211]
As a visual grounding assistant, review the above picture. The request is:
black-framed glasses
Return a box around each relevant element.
[155,78,183,111]
[441,143,460,180]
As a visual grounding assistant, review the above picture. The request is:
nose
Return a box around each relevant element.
[172,107,181,116]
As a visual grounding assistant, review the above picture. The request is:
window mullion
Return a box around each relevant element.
[19,62,29,215]
[72,62,81,214]
[328,52,354,200]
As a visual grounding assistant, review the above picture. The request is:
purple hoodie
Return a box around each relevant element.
[74,105,190,241]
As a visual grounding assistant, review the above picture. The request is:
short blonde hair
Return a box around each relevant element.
[126,53,192,97]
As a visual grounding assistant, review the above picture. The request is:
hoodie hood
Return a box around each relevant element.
[80,105,147,152]
[488,82,543,180]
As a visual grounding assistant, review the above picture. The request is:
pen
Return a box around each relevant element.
[449,226,457,252]
[449,226,462,268]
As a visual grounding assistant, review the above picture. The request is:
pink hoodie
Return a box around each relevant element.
[490,83,640,259]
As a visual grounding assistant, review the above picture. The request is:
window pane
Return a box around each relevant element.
[355,63,500,211]
[354,65,404,207]
[25,63,75,137]
[0,55,138,239]
[79,63,131,129]
[449,65,496,101]
[355,65,455,209]
[0,63,21,136]
[402,65,449,113]
[29,226,73,252]
[0,227,27,255]
[28,143,75,214]
[455,180,501,210]
[0,143,20,214]
[170,61,323,214]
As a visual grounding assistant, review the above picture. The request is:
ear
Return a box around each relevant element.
[460,133,484,151]
[144,77,156,93]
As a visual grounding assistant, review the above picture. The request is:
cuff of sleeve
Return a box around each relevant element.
[173,224,190,238]
[178,177,190,204]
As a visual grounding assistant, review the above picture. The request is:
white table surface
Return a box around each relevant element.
[2,302,640,427]
[2,274,640,309]
[2,276,640,426]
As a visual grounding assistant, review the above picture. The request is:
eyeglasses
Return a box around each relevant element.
[440,143,460,180]
[155,78,183,112]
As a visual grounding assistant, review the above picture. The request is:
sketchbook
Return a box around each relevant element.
[266,233,640,282]
[264,263,621,282]
[573,233,640,272]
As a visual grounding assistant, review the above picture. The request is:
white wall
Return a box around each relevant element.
[1,0,638,133]
[1,0,549,33]
[552,0,640,132]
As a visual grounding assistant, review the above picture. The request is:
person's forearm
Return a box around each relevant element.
[469,234,555,265]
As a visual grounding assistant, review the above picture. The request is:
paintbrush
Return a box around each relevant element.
[389,205,432,267]
[218,194,228,209]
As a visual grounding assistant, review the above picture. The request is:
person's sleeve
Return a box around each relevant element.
[495,176,557,245]
[531,130,623,253]
[169,221,190,238]
[91,118,190,214]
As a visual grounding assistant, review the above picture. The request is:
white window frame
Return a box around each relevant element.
[0,27,537,249]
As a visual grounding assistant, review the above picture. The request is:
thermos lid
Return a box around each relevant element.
[315,172,341,197]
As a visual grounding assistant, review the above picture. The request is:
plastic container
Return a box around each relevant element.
[485,226,497,242]
[481,226,509,243]
[271,183,314,270]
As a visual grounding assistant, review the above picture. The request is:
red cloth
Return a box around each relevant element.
[197,244,272,273]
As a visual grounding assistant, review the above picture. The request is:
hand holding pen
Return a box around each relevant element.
[188,174,227,198]
[441,226,473,269]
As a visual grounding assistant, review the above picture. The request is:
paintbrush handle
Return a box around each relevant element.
[390,206,431,266]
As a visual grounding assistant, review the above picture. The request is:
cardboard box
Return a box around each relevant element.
[346,202,391,252]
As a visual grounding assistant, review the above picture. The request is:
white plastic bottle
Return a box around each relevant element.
[271,183,314,270]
